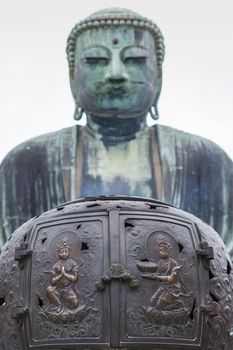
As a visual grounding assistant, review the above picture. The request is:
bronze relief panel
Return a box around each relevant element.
[119,216,203,347]
[24,218,109,347]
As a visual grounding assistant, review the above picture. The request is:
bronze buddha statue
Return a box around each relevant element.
[0,8,232,257]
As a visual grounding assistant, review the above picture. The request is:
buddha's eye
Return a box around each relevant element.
[124,56,147,65]
[84,57,109,66]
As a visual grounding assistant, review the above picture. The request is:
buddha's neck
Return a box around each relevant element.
[85,114,148,145]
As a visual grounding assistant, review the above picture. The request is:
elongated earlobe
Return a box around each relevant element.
[149,105,159,120]
[74,103,83,121]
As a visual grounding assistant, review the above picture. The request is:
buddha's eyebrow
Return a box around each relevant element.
[82,45,110,55]
[121,45,150,54]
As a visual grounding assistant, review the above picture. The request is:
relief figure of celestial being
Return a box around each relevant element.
[142,238,189,312]
[0,8,232,257]
[141,237,193,324]
[46,240,79,313]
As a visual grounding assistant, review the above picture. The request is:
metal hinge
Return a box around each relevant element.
[96,263,139,290]
[11,305,29,319]
[196,241,214,268]
[200,300,219,317]
[196,242,214,259]
[14,243,32,268]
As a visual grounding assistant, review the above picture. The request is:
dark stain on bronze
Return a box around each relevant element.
[134,29,143,44]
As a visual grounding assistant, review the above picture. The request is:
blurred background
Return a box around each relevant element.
[0,0,232,162]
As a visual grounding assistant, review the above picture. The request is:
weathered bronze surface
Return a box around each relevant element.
[0,196,232,349]
[0,8,232,260]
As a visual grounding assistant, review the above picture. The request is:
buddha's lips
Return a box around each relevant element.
[93,81,146,97]
[106,87,128,97]
[93,83,128,96]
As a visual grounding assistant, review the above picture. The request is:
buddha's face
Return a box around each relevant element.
[71,27,160,119]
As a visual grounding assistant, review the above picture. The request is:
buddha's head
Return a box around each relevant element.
[67,8,165,122]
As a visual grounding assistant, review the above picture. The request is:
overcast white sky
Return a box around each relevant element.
[0,0,233,162]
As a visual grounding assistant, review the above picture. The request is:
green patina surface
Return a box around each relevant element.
[0,8,232,259]
[72,26,159,118]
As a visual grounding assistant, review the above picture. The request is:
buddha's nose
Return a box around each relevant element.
[105,53,128,83]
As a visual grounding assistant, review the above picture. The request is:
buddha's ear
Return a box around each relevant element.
[149,71,162,120]
[69,74,76,100]
[69,76,83,121]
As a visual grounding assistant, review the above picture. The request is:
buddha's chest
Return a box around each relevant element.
[81,132,154,198]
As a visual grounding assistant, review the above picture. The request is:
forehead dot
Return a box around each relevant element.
[112,38,119,45]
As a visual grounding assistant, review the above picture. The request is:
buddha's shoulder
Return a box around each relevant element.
[0,125,78,167]
[154,124,232,161]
